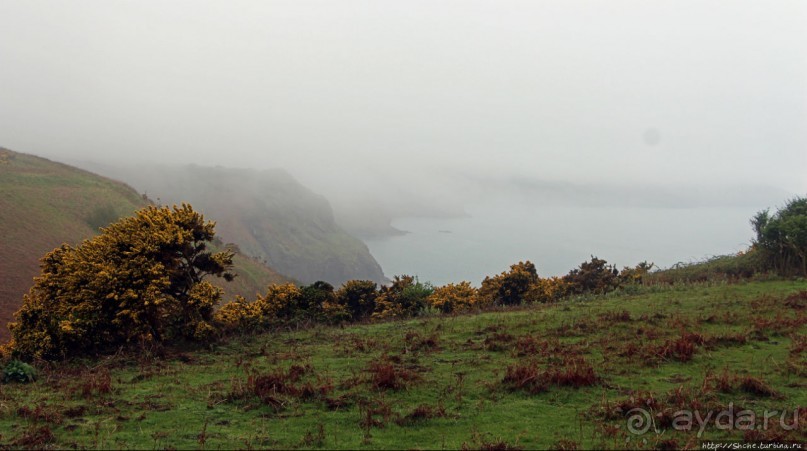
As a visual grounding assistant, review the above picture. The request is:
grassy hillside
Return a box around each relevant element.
[0,149,290,342]
[70,163,388,286]
[1,279,804,449]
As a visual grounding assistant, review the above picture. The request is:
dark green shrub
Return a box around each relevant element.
[266,281,338,324]
[85,204,120,230]
[299,281,336,320]
[479,261,540,306]
[564,256,620,295]
[374,275,433,319]
[3,360,37,383]
[335,280,378,321]
[753,196,807,276]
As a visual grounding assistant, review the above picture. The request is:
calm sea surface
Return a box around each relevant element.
[364,202,758,285]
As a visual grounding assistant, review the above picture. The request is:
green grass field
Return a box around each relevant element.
[1,279,805,449]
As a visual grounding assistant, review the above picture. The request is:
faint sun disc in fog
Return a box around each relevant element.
[642,128,661,146]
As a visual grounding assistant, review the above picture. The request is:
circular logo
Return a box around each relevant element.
[626,408,653,435]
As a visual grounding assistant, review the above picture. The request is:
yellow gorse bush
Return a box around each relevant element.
[426,281,483,313]
[254,283,304,319]
[530,276,570,303]
[9,204,234,360]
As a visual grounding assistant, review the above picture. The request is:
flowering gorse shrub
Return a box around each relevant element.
[531,276,571,303]
[9,204,234,360]
[426,281,483,313]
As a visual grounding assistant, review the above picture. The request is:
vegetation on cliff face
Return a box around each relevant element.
[73,163,388,286]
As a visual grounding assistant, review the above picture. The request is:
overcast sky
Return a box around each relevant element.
[1,1,805,201]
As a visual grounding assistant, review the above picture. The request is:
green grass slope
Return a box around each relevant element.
[0,148,290,342]
[1,280,804,449]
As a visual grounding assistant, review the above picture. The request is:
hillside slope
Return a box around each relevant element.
[74,163,388,286]
[0,148,289,342]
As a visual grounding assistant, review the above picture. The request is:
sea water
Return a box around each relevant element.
[364,202,758,285]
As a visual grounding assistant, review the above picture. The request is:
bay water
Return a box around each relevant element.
[365,202,758,286]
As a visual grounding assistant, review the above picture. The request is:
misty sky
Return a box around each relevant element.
[1,1,805,202]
